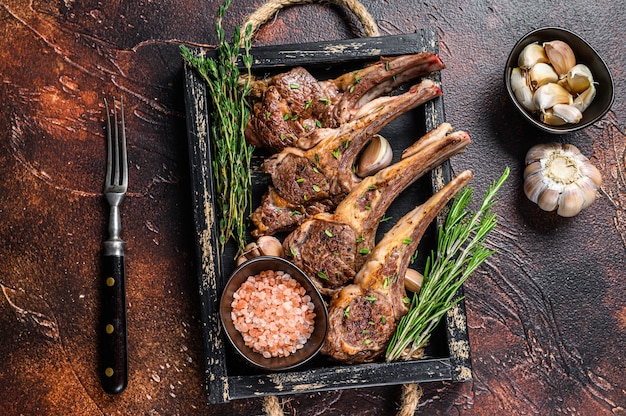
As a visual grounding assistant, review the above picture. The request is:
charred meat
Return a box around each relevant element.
[250,79,442,237]
[245,53,446,152]
[283,124,471,295]
[321,170,474,363]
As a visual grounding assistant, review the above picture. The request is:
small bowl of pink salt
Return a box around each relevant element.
[219,256,328,371]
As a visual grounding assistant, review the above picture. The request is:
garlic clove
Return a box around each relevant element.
[579,161,602,187]
[510,67,536,112]
[537,187,560,212]
[575,175,599,209]
[529,62,559,90]
[540,109,568,126]
[566,64,594,94]
[523,160,542,179]
[237,236,284,265]
[573,83,596,113]
[523,169,548,204]
[518,42,549,69]
[557,183,585,217]
[356,134,393,177]
[543,40,576,77]
[525,142,560,164]
[550,103,583,124]
[256,235,284,257]
[404,268,423,293]
[532,83,572,113]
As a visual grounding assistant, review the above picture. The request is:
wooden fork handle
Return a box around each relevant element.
[100,254,128,394]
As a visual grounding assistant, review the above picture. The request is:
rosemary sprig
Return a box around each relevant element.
[180,0,254,254]
[386,167,510,362]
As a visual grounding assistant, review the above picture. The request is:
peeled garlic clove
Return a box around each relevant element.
[573,83,596,113]
[518,42,549,69]
[356,134,393,177]
[529,62,559,89]
[533,83,572,113]
[557,183,585,217]
[550,103,583,124]
[510,67,536,112]
[543,40,576,77]
[404,269,423,294]
[523,142,602,217]
[566,64,594,94]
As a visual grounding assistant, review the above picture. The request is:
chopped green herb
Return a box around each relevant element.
[359,248,370,255]
[324,229,333,237]
[283,113,290,121]
[312,184,321,192]
[296,178,305,183]
[319,97,330,105]
[365,295,377,302]
[290,83,299,89]
[315,119,322,128]
[403,238,413,245]
[305,100,312,110]
[289,246,298,257]
[331,149,341,159]
[317,271,329,280]
[344,305,351,318]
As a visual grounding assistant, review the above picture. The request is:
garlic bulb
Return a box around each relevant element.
[524,143,602,217]
[356,134,393,177]
[236,236,284,265]
[510,39,597,126]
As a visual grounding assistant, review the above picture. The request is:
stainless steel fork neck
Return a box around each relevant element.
[104,192,125,256]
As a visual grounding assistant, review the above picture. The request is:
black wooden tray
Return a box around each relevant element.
[183,29,472,404]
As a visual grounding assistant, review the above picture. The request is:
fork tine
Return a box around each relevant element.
[104,98,113,188]
[119,97,128,188]
[113,98,120,187]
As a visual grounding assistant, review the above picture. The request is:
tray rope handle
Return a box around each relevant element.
[240,1,420,415]
[239,0,379,46]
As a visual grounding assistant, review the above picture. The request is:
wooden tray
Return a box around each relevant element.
[183,29,472,404]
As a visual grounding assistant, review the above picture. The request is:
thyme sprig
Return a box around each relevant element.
[386,167,510,362]
[180,0,253,254]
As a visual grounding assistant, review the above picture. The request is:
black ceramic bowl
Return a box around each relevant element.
[219,256,328,371]
[505,27,614,133]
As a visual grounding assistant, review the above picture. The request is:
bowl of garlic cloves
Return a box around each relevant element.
[505,27,614,133]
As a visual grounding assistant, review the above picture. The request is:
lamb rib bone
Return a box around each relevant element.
[283,123,471,295]
[245,52,446,152]
[321,170,474,363]
[250,79,442,238]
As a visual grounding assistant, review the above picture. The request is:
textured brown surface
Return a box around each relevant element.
[0,0,624,415]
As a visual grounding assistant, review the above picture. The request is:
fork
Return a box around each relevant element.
[101,97,128,394]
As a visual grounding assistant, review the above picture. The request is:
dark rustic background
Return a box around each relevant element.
[0,0,624,415]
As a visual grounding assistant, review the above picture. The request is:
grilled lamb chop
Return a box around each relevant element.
[283,123,471,295]
[321,170,474,363]
[245,52,445,152]
[250,79,442,237]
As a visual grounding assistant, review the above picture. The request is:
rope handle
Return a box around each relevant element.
[240,0,380,46]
